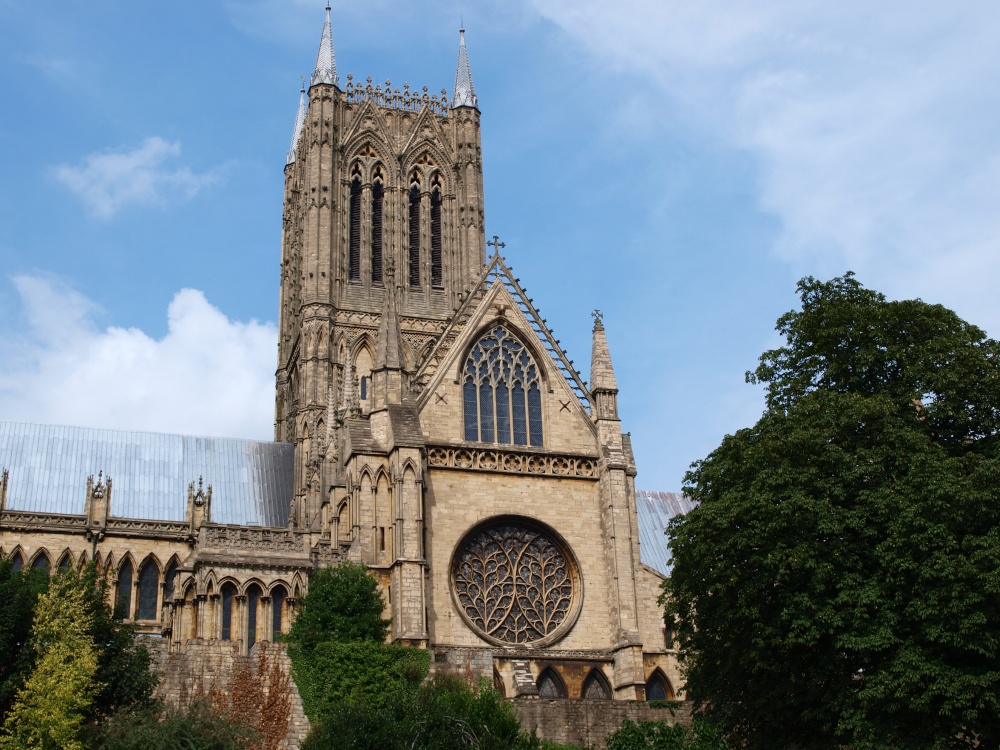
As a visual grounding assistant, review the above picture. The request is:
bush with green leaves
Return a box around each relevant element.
[606,719,728,750]
[88,702,254,750]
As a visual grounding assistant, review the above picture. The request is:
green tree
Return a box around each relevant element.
[664,274,1000,750]
[89,702,254,750]
[287,562,390,651]
[606,718,728,750]
[0,569,101,750]
[0,561,49,722]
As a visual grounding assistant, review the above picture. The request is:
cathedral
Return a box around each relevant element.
[0,7,691,704]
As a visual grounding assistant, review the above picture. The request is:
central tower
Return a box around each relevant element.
[276,7,486,524]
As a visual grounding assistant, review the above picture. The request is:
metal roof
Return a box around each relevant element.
[0,422,293,527]
[636,490,697,576]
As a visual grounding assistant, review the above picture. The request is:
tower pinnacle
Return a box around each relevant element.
[310,4,339,88]
[286,80,308,165]
[452,27,477,109]
[590,312,619,399]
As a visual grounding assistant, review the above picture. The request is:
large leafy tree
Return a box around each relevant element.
[665,274,1000,750]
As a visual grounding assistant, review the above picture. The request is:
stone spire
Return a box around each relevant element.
[452,27,477,109]
[310,4,339,88]
[341,346,361,419]
[286,81,308,165]
[590,311,619,421]
[375,267,405,371]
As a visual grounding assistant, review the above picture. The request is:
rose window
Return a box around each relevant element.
[451,518,581,647]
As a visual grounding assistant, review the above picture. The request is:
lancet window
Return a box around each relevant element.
[221,583,236,640]
[137,560,159,620]
[348,165,362,282]
[463,326,543,446]
[371,167,384,285]
[247,584,261,649]
[431,174,443,289]
[272,584,287,637]
[116,560,133,617]
[164,561,178,601]
[408,179,421,287]
[9,551,23,572]
[646,670,674,701]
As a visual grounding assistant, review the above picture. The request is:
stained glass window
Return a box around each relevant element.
[462,326,543,446]
[116,560,133,618]
[272,585,287,638]
[221,583,236,640]
[10,552,23,573]
[164,561,178,601]
[247,585,260,649]
[537,668,566,699]
[646,671,673,701]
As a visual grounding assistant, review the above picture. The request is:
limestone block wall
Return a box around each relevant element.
[513,699,692,749]
[153,639,310,750]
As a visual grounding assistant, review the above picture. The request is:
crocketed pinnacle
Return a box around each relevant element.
[452,28,477,108]
[375,281,405,371]
[310,5,339,88]
[590,316,618,392]
[286,83,308,165]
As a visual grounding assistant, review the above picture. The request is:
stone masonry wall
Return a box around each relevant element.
[513,699,692,749]
[149,638,310,750]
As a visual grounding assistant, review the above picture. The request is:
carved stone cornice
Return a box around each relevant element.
[426,446,598,480]
[0,511,87,532]
[203,525,304,554]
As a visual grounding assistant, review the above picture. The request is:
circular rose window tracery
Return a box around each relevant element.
[451,517,582,647]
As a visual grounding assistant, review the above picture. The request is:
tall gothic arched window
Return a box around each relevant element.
[408,182,421,287]
[9,551,23,573]
[348,167,362,282]
[116,559,133,618]
[221,583,236,640]
[247,584,261,649]
[430,177,443,289]
[463,326,543,446]
[272,584,287,638]
[137,560,159,620]
[164,560,178,601]
[371,170,384,285]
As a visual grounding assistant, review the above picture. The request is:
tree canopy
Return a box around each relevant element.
[664,274,1000,750]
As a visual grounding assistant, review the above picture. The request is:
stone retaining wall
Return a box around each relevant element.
[513,698,692,749]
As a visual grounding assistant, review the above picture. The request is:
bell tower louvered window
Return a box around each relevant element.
[371,169,384,285]
[348,167,362,282]
[408,181,421,287]
[431,176,443,289]
[463,326,543,446]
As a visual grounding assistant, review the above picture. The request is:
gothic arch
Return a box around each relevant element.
[137,552,162,575]
[136,555,161,620]
[163,556,180,602]
[399,457,420,478]
[241,577,267,596]
[403,142,454,192]
[581,668,612,700]
[645,669,675,701]
[536,667,567,699]
[344,133,395,179]
[93,551,103,572]
[7,546,24,572]
[456,319,552,389]
[56,549,74,571]
[29,549,51,574]
[77,550,88,570]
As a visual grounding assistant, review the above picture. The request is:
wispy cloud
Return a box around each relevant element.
[0,275,276,439]
[54,137,220,219]
[528,0,1000,330]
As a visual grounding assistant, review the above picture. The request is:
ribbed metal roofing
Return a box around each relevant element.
[636,490,697,576]
[0,422,293,527]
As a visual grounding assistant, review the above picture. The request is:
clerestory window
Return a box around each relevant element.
[463,326,543,446]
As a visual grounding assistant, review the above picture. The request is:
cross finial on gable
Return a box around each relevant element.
[487,235,505,256]
[592,309,604,325]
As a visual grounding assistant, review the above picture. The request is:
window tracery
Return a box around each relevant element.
[536,668,566,699]
[451,519,578,646]
[137,560,159,620]
[463,326,543,446]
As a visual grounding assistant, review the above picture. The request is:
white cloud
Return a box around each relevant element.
[0,275,276,440]
[528,0,1000,331]
[54,137,220,219]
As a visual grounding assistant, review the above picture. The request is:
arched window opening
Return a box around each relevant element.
[348,168,362,282]
[9,551,23,573]
[463,326,543,446]
[408,182,421,287]
[645,670,674,701]
[582,669,611,700]
[536,667,566,699]
[371,170,384,285]
[164,561,178,602]
[430,178,443,289]
[58,553,72,572]
[360,375,369,401]
[31,553,50,576]
[116,560,133,618]
[137,560,159,620]
[493,670,506,697]
[272,585,287,639]
[247,585,261,650]
[221,583,237,641]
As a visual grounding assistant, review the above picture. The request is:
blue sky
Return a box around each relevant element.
[1,0,998,492]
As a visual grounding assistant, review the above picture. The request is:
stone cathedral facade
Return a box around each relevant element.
[0,8,683,704]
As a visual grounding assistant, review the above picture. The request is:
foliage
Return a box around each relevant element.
[606,719,728,750]
[664,274,1000,749]
[0,569,101,750]
[89,702,254,750]
[290,639,428,719]
[79,565,157,720]
[207,643,292,750]
[0,561,49,722]
[302,676,539,750]
[286,562,390,651]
